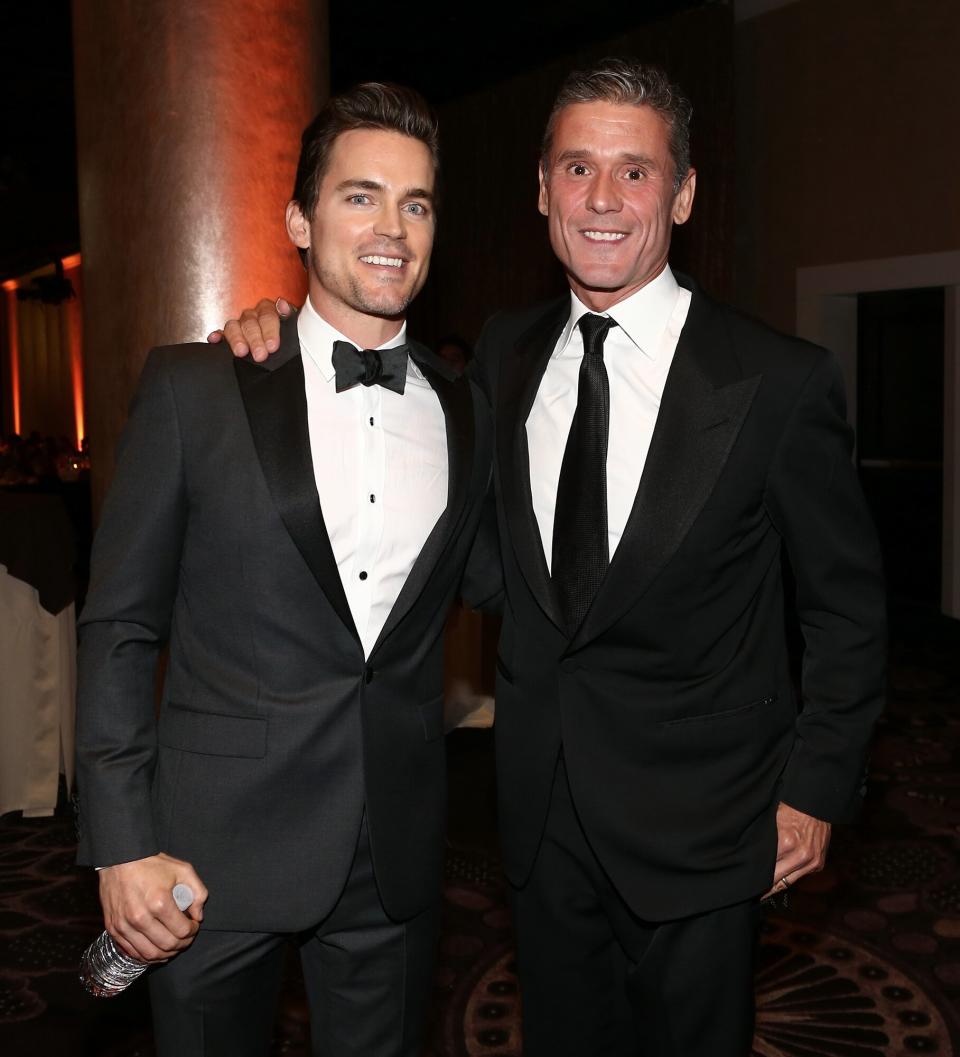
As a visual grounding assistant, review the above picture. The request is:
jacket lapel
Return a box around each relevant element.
[497,298,569,631]
[371,343,473,654]
[571,282,760,650]
[234,317,360,644]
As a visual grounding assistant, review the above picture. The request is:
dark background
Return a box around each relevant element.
[0,0,709,281]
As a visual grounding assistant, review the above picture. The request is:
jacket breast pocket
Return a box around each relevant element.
[158,702,268,758]
[659,694,778,727]
[418,694,445,742]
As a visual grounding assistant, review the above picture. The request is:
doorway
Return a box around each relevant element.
[796,251,960,618]
[857,287,945,607]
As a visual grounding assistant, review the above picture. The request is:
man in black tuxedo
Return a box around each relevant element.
[75,83,497,1057]
[476,60,884,1055]
[220,59,884,1057]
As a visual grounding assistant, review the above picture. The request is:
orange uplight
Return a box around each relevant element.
[2,280,20,435]
[62,255,85,447]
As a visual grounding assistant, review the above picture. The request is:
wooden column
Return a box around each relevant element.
[72,1,327,511]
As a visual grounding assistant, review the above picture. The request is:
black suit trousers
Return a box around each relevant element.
[148,817,439,1057]
[511,759,761,1057]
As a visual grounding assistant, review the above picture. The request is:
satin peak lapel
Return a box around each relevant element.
[234,318,359,643]
[497,299,568,631]
[571,308,760,650]
[372,344,474,654]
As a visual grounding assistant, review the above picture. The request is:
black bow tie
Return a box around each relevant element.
[331,341,409,395]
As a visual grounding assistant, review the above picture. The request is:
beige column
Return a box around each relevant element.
[72,1,327,511]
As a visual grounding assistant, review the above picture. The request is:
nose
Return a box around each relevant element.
[585,170,622,214]
[374,201,407,241]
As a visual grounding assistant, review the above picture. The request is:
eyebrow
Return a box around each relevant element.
[334,178,435,201]
[554,150,658,168]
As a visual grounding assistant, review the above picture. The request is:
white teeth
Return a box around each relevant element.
[360,255,404,267]
[583,231,626,241]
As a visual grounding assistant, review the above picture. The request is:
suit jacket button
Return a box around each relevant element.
[365,666,375,684]
[561,659,576,674]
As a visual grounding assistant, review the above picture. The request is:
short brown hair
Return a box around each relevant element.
[291,82,439,261]
[542,59,692,192]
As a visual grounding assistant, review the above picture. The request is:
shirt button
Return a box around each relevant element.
[369,417,374,426]
[369,494,376,503]
[359,571,368,581]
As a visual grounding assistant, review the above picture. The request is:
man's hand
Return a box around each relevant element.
[763,802,831,900]
[207,297,293,362]
[98,852,208,963]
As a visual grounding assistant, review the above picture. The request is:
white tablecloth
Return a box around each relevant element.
[0,563,76,816]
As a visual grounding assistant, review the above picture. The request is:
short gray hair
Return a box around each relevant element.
[542,58,693,192]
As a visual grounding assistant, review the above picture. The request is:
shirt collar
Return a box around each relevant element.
[297,296,421,383]
[556,264,680,362]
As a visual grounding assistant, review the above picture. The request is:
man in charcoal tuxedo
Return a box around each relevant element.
[75,83,497,1057]
[220,59,885,1057]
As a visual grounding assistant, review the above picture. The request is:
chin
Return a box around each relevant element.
[356,292,411,319]
[570,268,630,292]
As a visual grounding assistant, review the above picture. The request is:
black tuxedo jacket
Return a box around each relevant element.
[473,275,885,921]
[76,317,496,931]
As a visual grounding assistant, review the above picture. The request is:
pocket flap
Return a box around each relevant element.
[159,703,268,758]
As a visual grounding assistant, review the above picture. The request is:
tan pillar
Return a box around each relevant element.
[73,1,327,512]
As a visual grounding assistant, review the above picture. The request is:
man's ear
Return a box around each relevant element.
[537,163,549,218]
[672,168,696,226]
[285,200,311,250]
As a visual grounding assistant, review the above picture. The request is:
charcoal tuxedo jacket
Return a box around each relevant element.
[473,274,885,921]
[76,316,497,931]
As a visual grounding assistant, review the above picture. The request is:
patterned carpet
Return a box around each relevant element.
[3,614,960,1055]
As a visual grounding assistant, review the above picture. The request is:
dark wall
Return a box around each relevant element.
[735,0,960,332]
[409,4,735,347]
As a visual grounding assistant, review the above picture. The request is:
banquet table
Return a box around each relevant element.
[0,491,77,817]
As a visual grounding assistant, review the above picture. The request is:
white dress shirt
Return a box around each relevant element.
[526,266,691,570]
[298,298,448,658]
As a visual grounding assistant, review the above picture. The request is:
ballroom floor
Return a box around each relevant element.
[2,606,960,1055]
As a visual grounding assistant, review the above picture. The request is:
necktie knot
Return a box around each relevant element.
[332,340,408,395]
[578,313,617,357]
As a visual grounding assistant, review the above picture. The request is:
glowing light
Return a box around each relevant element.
[61,256,85,447]
[4,283,20,434]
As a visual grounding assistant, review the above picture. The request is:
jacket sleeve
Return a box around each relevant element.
[459,322,504,614]
[460,476,504,615]
[75,349,188,866]
[764,349,886,823]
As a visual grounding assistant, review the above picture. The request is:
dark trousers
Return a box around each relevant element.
[148,818,439,1057]
[512,759,761,1057]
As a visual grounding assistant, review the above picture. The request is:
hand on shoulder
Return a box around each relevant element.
[207,297,293,362]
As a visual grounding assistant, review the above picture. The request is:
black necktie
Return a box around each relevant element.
[331,340,409,395]
[551,313,617,633]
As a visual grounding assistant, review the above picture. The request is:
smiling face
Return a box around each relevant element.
[286,127,436,342]
[538,100,696,312]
